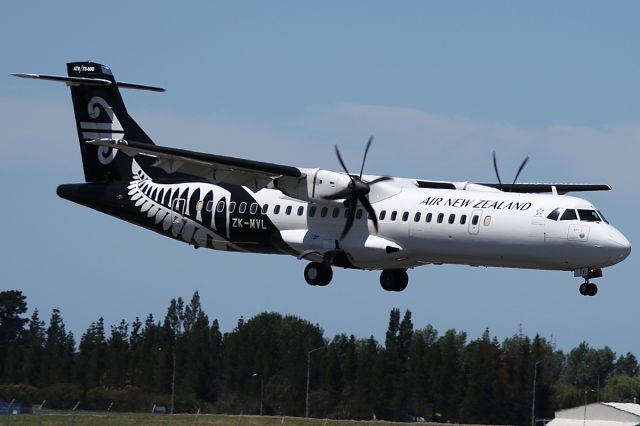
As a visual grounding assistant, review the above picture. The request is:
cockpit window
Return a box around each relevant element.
[560,209,577,221]
[598,210,609,224]
[578,209,601,222]
[547,208,562,221]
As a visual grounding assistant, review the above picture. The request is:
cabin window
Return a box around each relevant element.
[309,205,317,217]
[216,200,225,212]
[472,215,479,226]
[239,202,247,214]
[196,200,204,211]
[547,208,561,221]
[484,216,492,226]
[297,206,304,216]
[560,209,577,221]
[261,204,269,214]
[379,210,386,220]
[578,209,601,222]
[425,213,432,223]
[448,214,456,224]
[391,211,397,221]
[414,212,421,222]
[228,201,236,213]
[206,200,215,212]
[356,209,363,219]
[274,205,281,215]
[249,203,258,214]
[460,214,467,225]
[285,205,292,215]
[332,207,340,218]
[321,207,328,218]
[402,212,409,222]
[437,213,444,224]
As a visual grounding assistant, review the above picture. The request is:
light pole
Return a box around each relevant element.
[583,388,595,426]
[531,360,542,426]
[252,373,264,416]
[305,346,326,418]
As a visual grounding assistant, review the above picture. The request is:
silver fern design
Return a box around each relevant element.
[127,161,243,251]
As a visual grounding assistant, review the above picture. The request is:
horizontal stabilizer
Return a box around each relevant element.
[11,73,165,92]
[11,73,111,86]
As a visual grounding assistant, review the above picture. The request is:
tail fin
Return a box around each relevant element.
[13,62,164,182]
[66,62,158,182]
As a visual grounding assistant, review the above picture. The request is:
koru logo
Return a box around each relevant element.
[81,96,124,165]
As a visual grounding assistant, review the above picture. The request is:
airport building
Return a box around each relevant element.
[548,402,640,426]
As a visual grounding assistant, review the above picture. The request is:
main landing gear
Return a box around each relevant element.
[575,268,602,297]
[304,262,333,286]
[380,269,409,292]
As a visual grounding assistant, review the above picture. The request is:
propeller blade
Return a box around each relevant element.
[322,187,353,201]
[511,156,530,190]
[367,176,392,185]
[359,195,379,233]
[359,135,374,179]
[340,194,359,239]
[492,151,503,191]
[334,145,352,179]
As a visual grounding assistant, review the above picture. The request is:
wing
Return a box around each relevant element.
[474,183,611,194]
[416,179,611,194]
[86,138,303,191]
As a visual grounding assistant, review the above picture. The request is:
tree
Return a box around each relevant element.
[601,375,640,402]
[21,309,46,386]
[0,290,28,381]
[40,308,75,387]
[614,353,639,377]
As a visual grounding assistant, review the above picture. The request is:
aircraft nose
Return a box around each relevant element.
[607,228,631,261]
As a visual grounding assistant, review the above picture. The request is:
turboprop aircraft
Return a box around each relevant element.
[13,62,631,296]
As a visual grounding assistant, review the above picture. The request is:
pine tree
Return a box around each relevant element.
[21,309,45,386]
[0,290,28,381]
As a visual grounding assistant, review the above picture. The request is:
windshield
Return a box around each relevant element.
[578,209,602,222]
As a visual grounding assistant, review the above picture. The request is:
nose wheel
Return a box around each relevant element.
[304,262,333,286]
[574,268,602,297]
[579,282,598,297]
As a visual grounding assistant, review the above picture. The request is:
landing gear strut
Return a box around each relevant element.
[380,269,409,292]
[304,262,333,286]
[575,268,602,297]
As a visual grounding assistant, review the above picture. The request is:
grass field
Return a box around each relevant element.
[1,413,422,426]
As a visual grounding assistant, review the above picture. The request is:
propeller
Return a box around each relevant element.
[324,136,392,239]
[492,151,530,192]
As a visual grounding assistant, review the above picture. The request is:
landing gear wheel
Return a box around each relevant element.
[579,283,590,296]
[380,270,409,292]
[304,262,333,286]
[579,282,598,296]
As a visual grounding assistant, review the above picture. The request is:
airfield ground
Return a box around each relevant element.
[1,413,433,426]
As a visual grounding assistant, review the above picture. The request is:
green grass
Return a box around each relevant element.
[1,413,417,426]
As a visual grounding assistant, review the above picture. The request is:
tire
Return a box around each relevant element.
[304,262,332,286]
[579,283,589,296]
[588,283,598,296]
[380,270,395,291]
[304,262,323,286]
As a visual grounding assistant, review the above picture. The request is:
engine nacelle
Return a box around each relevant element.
[274,168,352,203]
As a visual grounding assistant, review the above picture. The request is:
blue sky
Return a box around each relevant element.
[1,2,639,357]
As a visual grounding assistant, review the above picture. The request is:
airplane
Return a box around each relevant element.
[12,62,631,296]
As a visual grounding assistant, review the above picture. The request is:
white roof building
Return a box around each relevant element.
[548,403,640,426]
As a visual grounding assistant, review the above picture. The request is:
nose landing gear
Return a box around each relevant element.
[575,268,602,297]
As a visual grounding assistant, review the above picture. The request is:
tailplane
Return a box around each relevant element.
[13,62,164,182]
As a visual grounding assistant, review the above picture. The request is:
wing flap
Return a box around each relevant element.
[86,138,302,190]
